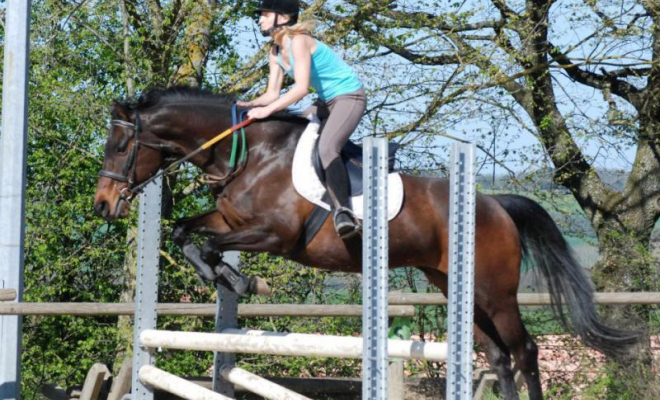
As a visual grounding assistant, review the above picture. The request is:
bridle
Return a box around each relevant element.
[98,112,149,204]
[98,107,255,206]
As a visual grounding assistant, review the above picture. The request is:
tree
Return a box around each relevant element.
[271,0,660,293]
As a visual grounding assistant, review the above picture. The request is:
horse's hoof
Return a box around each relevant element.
[249,276,272,297]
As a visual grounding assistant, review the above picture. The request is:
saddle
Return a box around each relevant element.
[312,139,400,194]
[291,134,400,256]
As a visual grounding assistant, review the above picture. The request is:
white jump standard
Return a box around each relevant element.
[0,3,31,400]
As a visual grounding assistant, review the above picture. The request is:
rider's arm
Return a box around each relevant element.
[238,48,284,107]
[263,35,311,113]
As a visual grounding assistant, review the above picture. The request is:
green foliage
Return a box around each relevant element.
[601,358,660,400]
[520,308,564,336]
[15,0,250,397]
[10,1,660,399]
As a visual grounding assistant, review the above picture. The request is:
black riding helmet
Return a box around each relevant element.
[257,0,299,36]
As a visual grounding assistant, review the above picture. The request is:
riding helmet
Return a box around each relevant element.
[256,0,300,24]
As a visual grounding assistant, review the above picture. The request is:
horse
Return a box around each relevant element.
[93,87,641,400]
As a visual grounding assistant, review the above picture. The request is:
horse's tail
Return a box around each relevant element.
[493,194,642,359]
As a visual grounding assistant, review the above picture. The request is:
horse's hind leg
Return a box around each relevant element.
[474,309,521,400]
[486,300,543,400]
[422,268,539,400]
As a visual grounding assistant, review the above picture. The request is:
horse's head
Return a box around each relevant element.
[94,101,163,220]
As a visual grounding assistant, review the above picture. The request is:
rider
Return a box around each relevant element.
[238,0,366,240]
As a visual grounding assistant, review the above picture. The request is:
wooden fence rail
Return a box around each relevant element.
[388,292,660,305]
[0,292,658,318]
[0,303,415,317]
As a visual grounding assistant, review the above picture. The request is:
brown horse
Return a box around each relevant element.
[94,87,640,400]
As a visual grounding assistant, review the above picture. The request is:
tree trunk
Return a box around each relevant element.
[113,226,138,374]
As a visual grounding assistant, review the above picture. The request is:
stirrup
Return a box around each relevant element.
[333,207,360,239]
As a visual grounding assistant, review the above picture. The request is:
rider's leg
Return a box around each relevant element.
[325,157,357,238]
[318,88,367,239]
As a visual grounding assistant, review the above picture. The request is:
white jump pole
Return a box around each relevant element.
[138,366,233,400]
[219,366,313,400]
[139,329,448,361]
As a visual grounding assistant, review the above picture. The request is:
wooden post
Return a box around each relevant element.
[79,364,111,400]
[0,289,17,302]
[387,361,404,400]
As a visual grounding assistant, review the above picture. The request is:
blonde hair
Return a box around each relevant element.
[272,20,316,47]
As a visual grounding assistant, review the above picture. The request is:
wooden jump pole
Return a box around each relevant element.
[139,329,448,362]
[218,366,313,400]
[138,366,232,400]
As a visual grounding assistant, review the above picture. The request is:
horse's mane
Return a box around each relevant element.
[136,86,235,109]
[118,86,308,125]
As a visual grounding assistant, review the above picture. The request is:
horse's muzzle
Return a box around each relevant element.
[94,199,111,220]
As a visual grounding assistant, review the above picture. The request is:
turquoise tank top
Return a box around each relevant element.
[277,37,362,101]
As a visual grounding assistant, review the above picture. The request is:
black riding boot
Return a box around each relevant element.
[325,157,360,239]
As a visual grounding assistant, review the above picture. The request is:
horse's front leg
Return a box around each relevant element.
[172,211,268,295]
[199,221,285,259]
[172,210,230,246]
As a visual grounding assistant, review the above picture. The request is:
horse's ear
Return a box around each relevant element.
[111,101,131,121]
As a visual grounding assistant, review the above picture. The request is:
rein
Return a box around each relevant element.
[99,107,254,203]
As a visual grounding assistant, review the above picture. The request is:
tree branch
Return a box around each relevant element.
[146,0,164,37]
[549,43,643,108]
[122,0,145,34]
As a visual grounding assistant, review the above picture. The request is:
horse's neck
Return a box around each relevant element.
[156,106,302,174]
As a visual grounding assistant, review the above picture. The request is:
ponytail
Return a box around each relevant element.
[272,20,316,47]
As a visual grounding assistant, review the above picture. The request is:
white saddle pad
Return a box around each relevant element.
[291,116,404,221]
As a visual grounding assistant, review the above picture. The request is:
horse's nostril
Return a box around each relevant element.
[95,201,109,218]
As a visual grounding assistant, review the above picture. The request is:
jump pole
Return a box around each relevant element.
[131,140,474,400]
[139,329,448,361]
[0,2,32,400]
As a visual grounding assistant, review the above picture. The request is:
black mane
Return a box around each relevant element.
[137,86,235,109]
[117,86,308,124]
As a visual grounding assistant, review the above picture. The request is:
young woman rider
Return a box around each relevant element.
[238,0,366,240]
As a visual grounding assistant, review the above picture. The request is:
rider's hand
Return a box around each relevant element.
[236,100,252,107]
[247,106,274,120]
